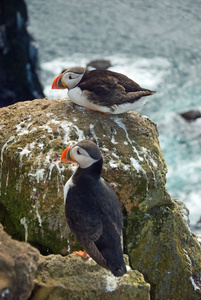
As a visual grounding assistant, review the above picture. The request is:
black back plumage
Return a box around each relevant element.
[78,69,156,106]
[65,153,127,277]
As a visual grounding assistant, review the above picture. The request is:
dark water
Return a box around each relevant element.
[26,0,201,231]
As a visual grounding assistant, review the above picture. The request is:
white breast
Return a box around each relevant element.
[68,87,89,106]
[64,176,74,205]
[68,87,148,114]
[111,97,147,114]
[68,87,111,113]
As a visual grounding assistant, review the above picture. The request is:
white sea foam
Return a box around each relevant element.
[111,56,171,89]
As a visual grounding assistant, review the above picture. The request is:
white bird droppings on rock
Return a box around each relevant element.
[105,274,118,292]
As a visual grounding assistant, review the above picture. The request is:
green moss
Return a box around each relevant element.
[0,202,24,241]
[127,201,201,299]
[149,204,174,236]
[135,180,147,197]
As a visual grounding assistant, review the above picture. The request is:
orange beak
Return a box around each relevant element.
[52,73,67,89]
[61,146,77,164]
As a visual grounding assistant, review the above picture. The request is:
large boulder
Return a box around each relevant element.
[1,98,201,299]
[0,224,39,300]
[0,0,44,107]
[0,98,164,255]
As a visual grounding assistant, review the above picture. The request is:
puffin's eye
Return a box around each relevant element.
[77,148,81,155]
[69,75,72,79]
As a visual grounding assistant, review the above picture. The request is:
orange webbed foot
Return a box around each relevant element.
[83,106,110,115]
[72,250,90,259]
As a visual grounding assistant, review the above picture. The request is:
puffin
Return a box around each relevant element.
[60,140,127,277]
[86,59,112,70]
[52,67,156,114]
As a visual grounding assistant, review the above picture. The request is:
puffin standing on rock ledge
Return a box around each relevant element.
[52,67,156,114]
[60,140,127,277]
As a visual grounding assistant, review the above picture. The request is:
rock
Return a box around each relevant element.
[128,199,201,300]
[86,59,112,70]
[174,198,190,228]
[30,254,150,300]
[0,224,39,300]
[0,0,44,108]
[1,98,201,299]
[0,98,164,255]
[180,110,201,121]
[195,218,201,229]
[0,222,150,300]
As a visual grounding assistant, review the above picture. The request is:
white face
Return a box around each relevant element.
[62,71,84,90]
[71,146,99,168]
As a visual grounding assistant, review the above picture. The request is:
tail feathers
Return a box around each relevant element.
[141,89,157,95]
[83,241,127,277]
[107,260,127,277]
[126,89,157,101]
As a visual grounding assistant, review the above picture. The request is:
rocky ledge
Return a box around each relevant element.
[32,253,150,300]
[1,98,201,299]
[0,225,150,300]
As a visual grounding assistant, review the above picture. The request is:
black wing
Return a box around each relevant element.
[65,177,126,275]
[66,186,103,241]
[93,179,126,276]
[79,69,155,106]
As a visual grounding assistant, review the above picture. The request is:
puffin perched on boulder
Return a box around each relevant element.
[52,67,156,114]
[60,140,127,277]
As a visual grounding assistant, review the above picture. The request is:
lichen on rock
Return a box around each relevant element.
[0,98,164,255]
[31,254,150,300]
[1,98,201,299]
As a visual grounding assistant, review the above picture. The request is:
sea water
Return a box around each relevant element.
[26,0,201,232]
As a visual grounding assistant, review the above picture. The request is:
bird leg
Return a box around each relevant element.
[72,250,90,259]
[83,106,110,115]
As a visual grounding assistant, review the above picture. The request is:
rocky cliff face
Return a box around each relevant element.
[0,0,44,108]
[1,98,201,299]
